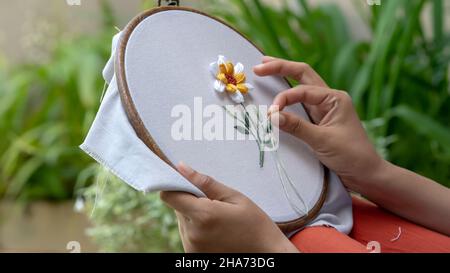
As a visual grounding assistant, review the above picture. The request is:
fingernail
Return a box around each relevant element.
[253,64,264,70]
[178,161,194,176]
[268,105,280,116]
[263,56,276,61]
[270,112,286,127]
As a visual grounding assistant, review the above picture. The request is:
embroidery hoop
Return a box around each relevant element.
[115,6,329,233]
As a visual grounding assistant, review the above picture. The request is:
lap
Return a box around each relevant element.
[291,196,450,253]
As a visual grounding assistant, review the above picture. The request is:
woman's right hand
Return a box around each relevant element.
[254,56,450,235]
[253,56,385,193]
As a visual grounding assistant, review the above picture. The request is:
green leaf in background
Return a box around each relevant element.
[392,105,450,153]
[351,0,404,112]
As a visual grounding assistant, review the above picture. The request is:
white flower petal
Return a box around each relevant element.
[234,62,244,74]
[209,62,218,77]
[217,55,227,65]
[214,80,226,93]
[230,90,244,104]
[244,83,254,91]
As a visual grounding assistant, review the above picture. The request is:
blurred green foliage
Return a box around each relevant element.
[0,8,112,201]
[79,165,182,252]
[0,0,448,252]
[0,0,181,252]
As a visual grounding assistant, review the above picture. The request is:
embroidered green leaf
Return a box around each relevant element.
[263,141,274,150]
[259,151,264,168]
[266,122,273,134]
[244,112,250,129]
[234,125,250,135]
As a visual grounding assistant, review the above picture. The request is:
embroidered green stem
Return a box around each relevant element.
[223,104,269,168]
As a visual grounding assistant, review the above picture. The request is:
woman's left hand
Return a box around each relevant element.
[160,162,299,253]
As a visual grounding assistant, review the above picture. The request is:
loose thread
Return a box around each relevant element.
[265,114,309,216]
[224,104,309,216]
[272,151,309,216]
[391,227,402,242]
[90,170,109,217]
[99,81,108,103]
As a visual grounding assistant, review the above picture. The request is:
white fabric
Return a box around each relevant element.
[125,11,323,222]
[81,32,204,197]
[80,11,353,234]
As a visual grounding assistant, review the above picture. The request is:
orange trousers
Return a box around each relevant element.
[291,196,450,253]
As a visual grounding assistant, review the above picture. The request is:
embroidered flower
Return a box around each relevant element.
[210,55,254,103]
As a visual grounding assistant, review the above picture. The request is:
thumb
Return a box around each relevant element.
[177,162,239,202]
[271,111,323,150]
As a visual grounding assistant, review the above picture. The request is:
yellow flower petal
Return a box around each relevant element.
[216,73,227,83]
[234,73,246,84]
[225,62,234,75]
[226,84,237,93]
[237,84,249,94]
[219,63,227,74]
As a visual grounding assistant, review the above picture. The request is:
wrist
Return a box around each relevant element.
[353,159,397,198]
[342,157,392,196]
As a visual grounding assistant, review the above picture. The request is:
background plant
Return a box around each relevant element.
[0,2,113,201]
[77,165,182,252]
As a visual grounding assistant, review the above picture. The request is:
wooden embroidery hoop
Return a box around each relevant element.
[115,6,329,233]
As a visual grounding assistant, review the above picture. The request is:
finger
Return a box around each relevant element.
[177,162,239,202]
[270,111,324,150]
[160,191,203,215]
[175,211,189,225]
[175,211,190,231]
[270,85,332,112]
[175,211,190,250]
[253,58,328,87]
